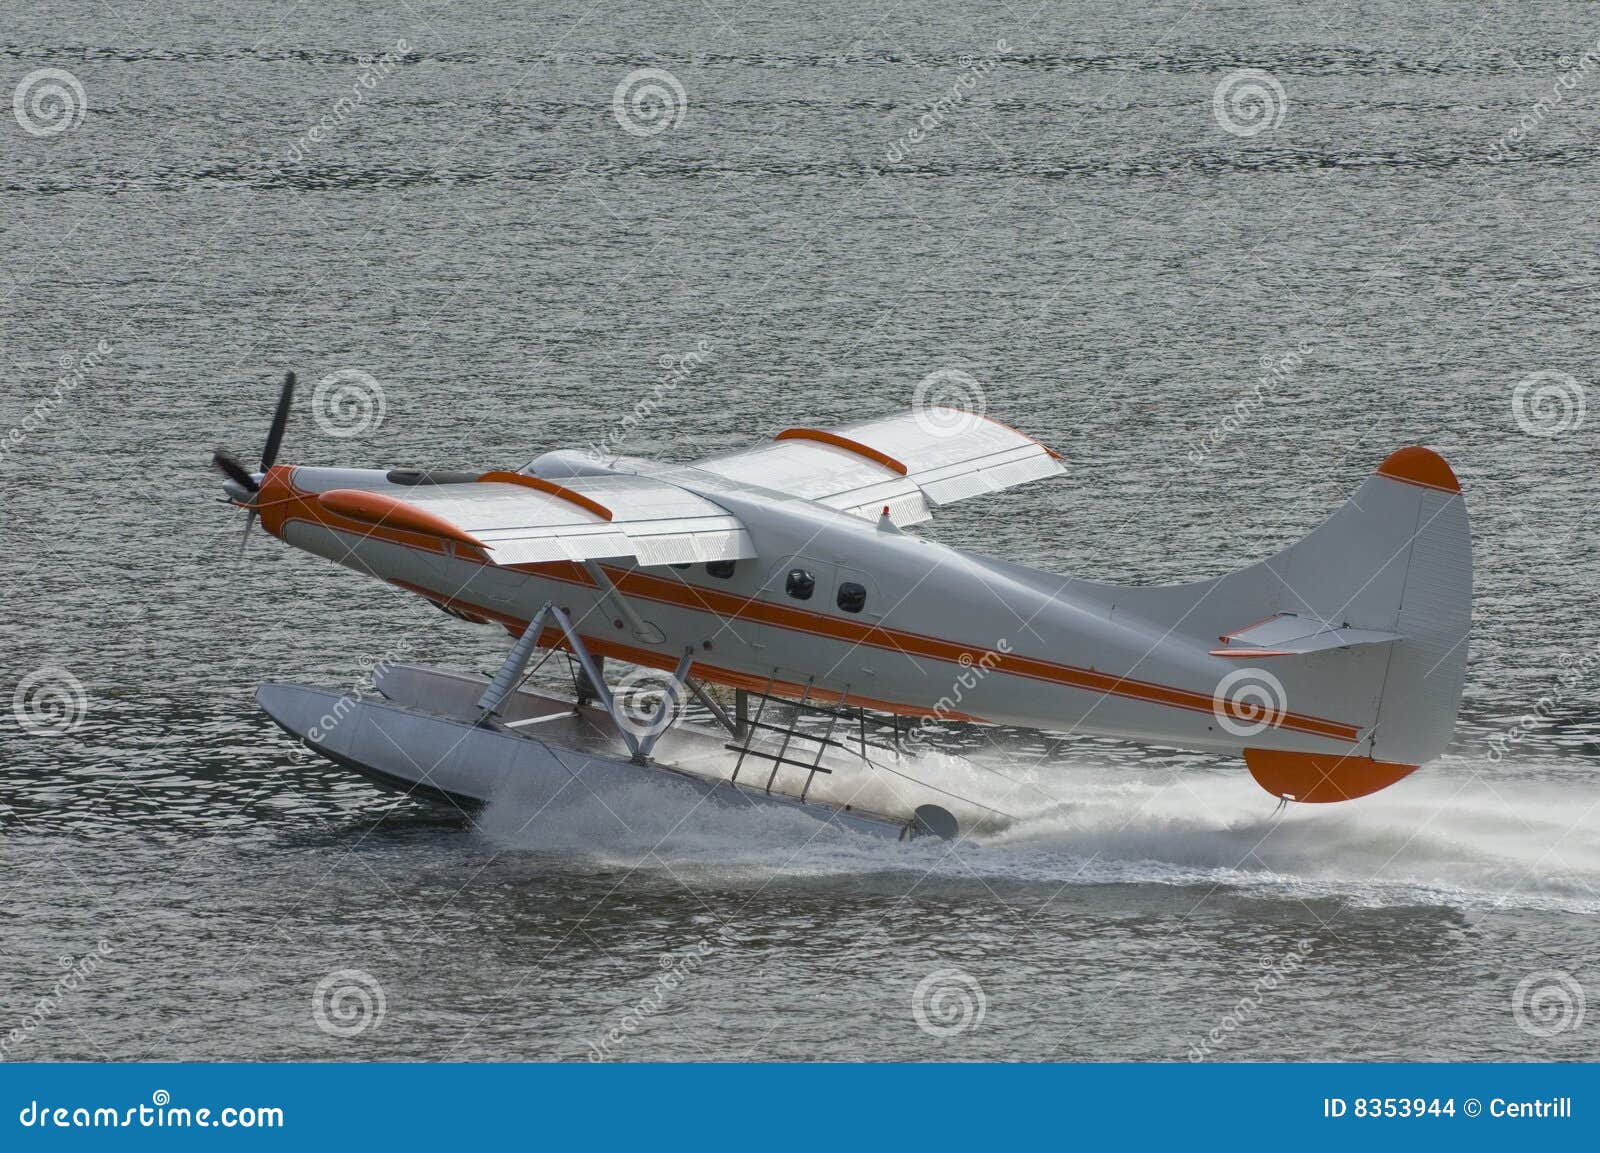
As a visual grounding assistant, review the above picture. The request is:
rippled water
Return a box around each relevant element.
[2,1,1598,1061]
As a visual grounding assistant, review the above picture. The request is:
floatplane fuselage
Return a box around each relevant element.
[219,375,1471,808]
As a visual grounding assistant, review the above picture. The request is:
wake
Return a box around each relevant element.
[475,748,1600,914]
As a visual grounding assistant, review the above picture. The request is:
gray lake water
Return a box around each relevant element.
[2,1,1598,1061]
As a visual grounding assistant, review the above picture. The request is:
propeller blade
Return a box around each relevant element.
[240,510,258,555]
[212,449,259,493]
[260,371,296,472]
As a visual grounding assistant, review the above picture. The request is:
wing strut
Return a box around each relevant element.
[583,560,665,644]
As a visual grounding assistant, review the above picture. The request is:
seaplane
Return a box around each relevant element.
[215,373,1471,842]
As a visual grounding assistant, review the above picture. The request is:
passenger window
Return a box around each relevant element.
[836,582,867,613]
[707,561,736,579]
[785,569,815,600]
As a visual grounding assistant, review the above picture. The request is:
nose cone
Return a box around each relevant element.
[255,464,297,540]
[220,476,258,503]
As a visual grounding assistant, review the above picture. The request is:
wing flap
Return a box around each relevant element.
[836,488,934,526]
[694,409,1063,524]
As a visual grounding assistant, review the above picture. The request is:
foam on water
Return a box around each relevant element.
[476,749,1600,914]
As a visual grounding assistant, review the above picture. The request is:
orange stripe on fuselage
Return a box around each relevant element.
[268,469,1359,741]
[593,567,1358,741]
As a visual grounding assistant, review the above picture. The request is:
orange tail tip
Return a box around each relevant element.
[1244,748,1419,804]
[1375,446,1460,494]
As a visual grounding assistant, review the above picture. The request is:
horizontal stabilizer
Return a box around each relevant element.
[1210,613,1402,658]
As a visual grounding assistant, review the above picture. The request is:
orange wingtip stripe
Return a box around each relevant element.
[1244,748,1418,804]
[315,489,490,551]
[774,428,909,475]
[477,470,613,521]
[1376,446,1460,493]
[978,414,1064,460]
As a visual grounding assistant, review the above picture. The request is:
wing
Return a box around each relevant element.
[295,467,754,567]
[689,410,1064,526]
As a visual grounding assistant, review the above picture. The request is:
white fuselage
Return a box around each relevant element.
[262,457,1373,761]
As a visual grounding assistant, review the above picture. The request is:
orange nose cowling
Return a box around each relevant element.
[1244,748,1419,803]
[255,464,297,540]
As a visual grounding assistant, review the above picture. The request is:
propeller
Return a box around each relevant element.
[212,371,296,550]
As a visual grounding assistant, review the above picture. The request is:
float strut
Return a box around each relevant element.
[475,605,551,723]
[684,675,739,737]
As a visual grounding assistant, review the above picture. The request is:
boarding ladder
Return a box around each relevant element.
[724,672,909,802]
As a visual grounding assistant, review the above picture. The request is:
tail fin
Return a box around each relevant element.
[1223,446,1472,800]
